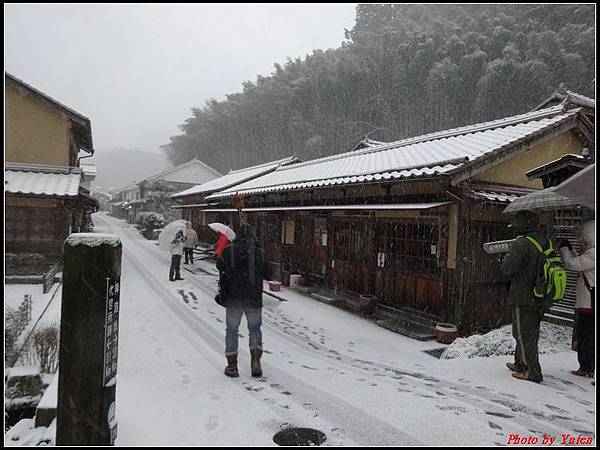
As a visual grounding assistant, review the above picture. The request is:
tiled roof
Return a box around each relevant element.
[171,156,300,199]
[5,169,81,197]
[207,105,579,200]
[534,90,595,111]
[467,183,537,204]
[81,164,97,177]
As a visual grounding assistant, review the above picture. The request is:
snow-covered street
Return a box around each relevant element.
[91,213,595,446]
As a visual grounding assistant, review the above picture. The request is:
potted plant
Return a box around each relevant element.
[359,294,377,317]
[268,281,282,292]
[435,323,459,344]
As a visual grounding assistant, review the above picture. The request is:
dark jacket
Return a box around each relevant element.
[501,229,548,307]
[216,230,272,308]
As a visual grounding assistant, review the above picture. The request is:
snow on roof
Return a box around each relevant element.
[81,164,97,176]
[201,202,453,213]
[534,90,595,111]
[5,168,82,197]
[207,106,579,200]
[171,156,300,199]
[65,233,121,247]
[143,159,221,184]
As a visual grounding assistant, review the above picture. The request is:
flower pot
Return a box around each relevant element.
[268,281,281,292]
[435,323,458,344]
[289,274,302,288]
[359,295,377,317]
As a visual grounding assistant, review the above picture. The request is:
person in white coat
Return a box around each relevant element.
[183,221,199,265]
[557,219,595,377]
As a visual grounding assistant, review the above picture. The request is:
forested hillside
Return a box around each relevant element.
[162,4,595,173]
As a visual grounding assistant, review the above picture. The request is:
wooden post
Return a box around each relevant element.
[56,234,122,446]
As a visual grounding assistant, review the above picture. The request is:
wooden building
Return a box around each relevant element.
[5,72,97,276]
[201,102,594,335]
[109,159,221,223]
[170,156,300,243]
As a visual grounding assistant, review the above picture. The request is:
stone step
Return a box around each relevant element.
[310,292,344,307]
[377,305,439,328]
[376,319,437,341]
[290,286,319,295]
[35,373,58,428]
[549,306,575,317]
[543,313,574,327]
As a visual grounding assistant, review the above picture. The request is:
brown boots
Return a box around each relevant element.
[224,350,263,377]
[250,348,263,377]
[224,353,239,377]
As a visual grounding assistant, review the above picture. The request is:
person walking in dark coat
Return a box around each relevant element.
[558,219,595,378]
[216,223,272,377]
[501,211,548,383]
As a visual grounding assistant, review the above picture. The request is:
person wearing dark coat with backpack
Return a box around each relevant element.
[501,211,549,383]
[216,223,272,378]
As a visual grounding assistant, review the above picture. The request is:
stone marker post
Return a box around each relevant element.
[56,233,122,445]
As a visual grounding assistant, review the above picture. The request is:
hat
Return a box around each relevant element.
[508,211,539,231]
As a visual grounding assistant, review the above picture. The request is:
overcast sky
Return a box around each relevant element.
[5,4,356,154]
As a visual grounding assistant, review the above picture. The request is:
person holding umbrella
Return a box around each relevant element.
[216,223,271,378]
[208,222,236,258]
[557,218,595,378]
[501,211,548,383]
[169,229,186,281]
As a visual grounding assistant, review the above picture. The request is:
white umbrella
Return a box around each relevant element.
[503,188,578,214]
[158,219,188,251]
[554,164,595,210]
[208,222,236,241]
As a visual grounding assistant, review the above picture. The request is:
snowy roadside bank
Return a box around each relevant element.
[442,322,573,360]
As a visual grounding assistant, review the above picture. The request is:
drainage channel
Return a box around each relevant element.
[273,427,327,446]
[422,347,447,359]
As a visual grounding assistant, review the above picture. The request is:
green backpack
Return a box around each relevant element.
[525,236,568,302]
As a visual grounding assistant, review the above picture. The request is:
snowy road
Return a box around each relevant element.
[94,213,595,446]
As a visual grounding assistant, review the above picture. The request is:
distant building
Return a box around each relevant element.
[170,156,300,243]
[5,72,98,276]
[109,159,221,223]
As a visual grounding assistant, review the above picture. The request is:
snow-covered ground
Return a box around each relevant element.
[7,212,595,446]
[5,282,62,367]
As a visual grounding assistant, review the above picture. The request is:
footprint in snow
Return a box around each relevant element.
[488,422,502,430]
[545,404,568,414]
[206,415,219,431]
[208,392,221,401]
[181,375,191,385]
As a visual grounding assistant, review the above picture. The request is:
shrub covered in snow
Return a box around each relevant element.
[135,212,165,239]
[441,322,573,359]
[21,322,60,374]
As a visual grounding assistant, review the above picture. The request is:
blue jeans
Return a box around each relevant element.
[225,307,262,355]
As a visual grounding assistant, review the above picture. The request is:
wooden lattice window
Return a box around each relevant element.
[375,220,441,276]
[332,219,372,264]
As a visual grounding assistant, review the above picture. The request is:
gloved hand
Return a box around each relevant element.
[556,238,573,250]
